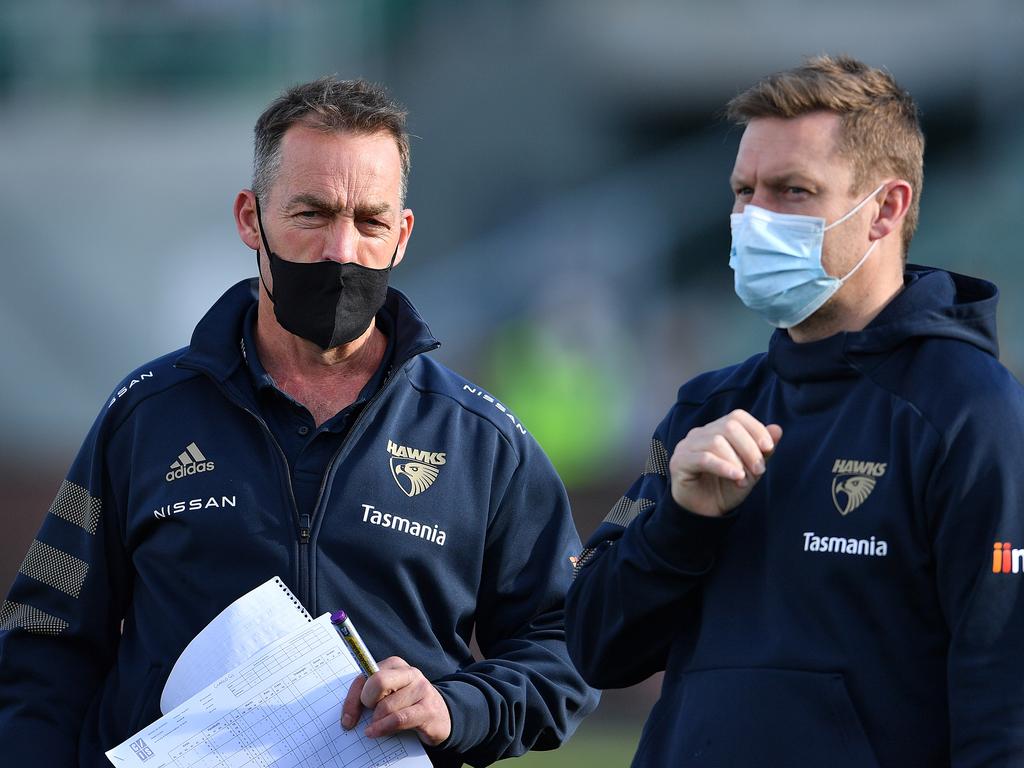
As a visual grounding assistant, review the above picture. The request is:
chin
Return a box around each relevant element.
[791,299,844,340]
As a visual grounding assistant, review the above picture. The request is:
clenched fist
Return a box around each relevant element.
[669,409,782,517]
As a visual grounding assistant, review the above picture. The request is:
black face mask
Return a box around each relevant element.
[254,196,397,350]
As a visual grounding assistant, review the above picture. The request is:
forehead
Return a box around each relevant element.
[273,123,402,200]
[732,112,851,182]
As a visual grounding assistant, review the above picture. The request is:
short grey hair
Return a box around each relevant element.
[252,76,411,205]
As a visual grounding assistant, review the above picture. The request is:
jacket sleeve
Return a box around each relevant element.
[429,435,600,767]
[564,405,737,690]
[0,403,131,763]
[929,382,1024,765]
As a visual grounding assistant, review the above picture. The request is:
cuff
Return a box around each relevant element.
[430,678,491,757]
[640,493,738,574]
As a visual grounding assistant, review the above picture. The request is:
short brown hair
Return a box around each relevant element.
[726,55,924,255]
[253,76,411,204]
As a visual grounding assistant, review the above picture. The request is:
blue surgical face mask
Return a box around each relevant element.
[729,183,886,328]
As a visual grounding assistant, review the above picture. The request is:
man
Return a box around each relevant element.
[566,56,1024,766]
[0,77,597,767]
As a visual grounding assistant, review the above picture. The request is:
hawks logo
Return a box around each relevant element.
[387,440,446,497]
[830,458,886,515]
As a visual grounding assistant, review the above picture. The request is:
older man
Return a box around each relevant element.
[567,56,1024,766]
[0,77,597,767]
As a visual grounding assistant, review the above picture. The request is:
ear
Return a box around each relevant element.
[869,180,913,243]
[391,207,415,268]
[234,189,262,252]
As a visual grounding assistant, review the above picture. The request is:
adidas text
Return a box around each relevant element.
[166,461,215,482]
[166,442,215,483]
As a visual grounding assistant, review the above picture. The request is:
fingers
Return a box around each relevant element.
[679,434,746,484]
[365,675,432,731]
[356,656,452,747]
[721,409,777,459]
[359,658,417,709]
[677,410,778,484]
[341,674,366,730]
[366,701,433,739]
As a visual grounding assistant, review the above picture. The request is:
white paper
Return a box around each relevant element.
[161,577,312,713]
[108,614,430,767]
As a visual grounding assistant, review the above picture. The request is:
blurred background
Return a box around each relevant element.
[2,0,1023,763]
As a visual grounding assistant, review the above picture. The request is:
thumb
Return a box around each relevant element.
[341,674,366,730]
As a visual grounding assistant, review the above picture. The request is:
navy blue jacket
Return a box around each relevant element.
[0,279,598,767]
[566,266,1024,767]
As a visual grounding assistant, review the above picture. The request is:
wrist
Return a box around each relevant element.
[641,493,738,573]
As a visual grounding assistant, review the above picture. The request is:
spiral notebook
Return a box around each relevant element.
[107,577,430,767]
[160,576,313,713]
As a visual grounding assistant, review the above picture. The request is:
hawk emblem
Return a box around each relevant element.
[831,475,876,516]
[390,459,440,497]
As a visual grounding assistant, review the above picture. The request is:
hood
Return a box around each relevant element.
[768,265,999,383]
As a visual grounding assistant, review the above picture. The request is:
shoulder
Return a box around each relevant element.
[675,352,770,406]
[99,347,204,431]
[877,337,1024,445]
[402,356,534,451]
[634,353,773,452]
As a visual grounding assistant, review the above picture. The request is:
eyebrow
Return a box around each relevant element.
[283,193,394,218]
[729,172,822,190]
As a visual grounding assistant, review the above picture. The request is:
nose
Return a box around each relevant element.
[322,218,360,264]
[745,188,773,211]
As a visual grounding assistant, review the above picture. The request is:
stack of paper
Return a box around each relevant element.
[106,577,430,767]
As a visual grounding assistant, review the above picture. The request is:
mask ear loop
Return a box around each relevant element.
[838,240,880,285]
[253,195,277,303]
[823,182,887,284]
[824,182,887,231]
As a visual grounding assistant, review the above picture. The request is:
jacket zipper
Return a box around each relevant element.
[179,339,439,610]
[302,348,434,612]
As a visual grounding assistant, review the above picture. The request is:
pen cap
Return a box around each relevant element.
[330,610,348,624]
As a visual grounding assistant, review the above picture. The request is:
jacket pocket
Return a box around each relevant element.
[633,667,880,768]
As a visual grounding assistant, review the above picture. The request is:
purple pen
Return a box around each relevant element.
[330,610,380,676]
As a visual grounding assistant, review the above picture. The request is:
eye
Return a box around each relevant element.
[785,186,810,196]
[297,210,322,219]
[734,186,753,198]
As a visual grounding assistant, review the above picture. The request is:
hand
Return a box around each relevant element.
[669,409,782,517]
[341,656,452,747]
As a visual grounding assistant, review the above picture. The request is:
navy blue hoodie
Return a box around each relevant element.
[0,279,598,767]
[566,266,1024,767]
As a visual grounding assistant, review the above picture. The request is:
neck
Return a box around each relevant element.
[254,298,387,425]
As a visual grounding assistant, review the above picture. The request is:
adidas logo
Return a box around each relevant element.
[166,442,215,483]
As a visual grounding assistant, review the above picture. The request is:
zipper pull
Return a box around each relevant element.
[299,514,312,543]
